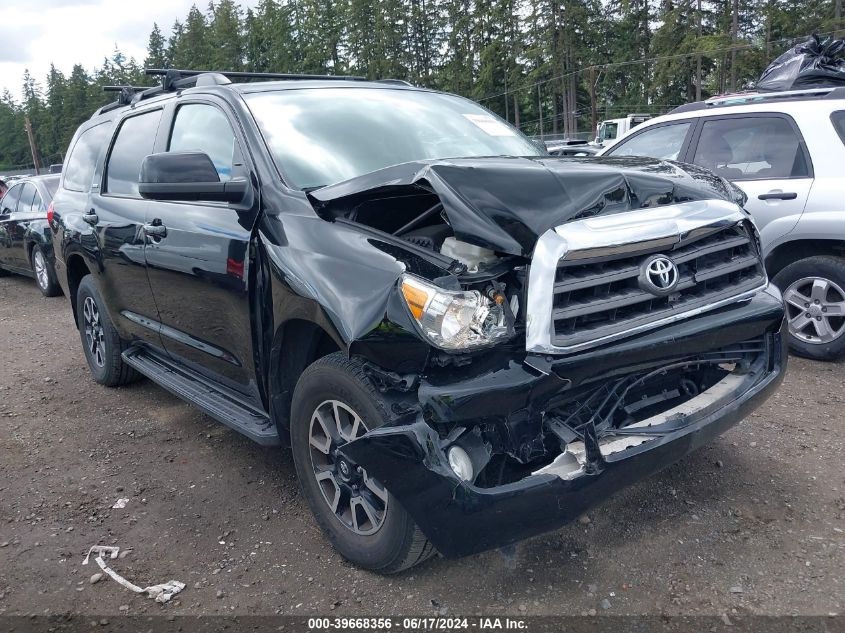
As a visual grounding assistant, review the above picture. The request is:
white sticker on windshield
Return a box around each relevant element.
[462,113,516,137]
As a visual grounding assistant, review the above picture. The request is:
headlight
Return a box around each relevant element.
[400,275,512,350]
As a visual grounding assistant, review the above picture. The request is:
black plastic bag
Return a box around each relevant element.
[757,34,845,92]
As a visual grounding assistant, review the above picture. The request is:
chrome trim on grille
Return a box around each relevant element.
[525,199,767,355]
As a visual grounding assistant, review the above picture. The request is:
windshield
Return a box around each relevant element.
[245,87,543,189]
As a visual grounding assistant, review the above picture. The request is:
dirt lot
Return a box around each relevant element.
[0,273,843,618]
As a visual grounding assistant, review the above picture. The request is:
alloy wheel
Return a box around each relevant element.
[783,276,845,345]
[83,296,106,367]
[33,250,48,291]
[308,400,388,536]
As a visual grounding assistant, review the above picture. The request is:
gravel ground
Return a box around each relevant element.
[0,273,843,618]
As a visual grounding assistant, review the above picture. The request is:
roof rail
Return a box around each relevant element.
[375,79,414,86]
[669,85,845,114]
[706,87,834,106]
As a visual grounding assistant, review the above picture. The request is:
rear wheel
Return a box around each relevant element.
[31,245,61,297]
[76,276,139,386]
[773,256,845,361]
[290,353,435,573]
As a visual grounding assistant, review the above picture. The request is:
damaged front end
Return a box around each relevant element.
[342,296,785,558]
[301,157,786,558]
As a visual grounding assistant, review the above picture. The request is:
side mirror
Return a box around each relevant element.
[138,152,248,203]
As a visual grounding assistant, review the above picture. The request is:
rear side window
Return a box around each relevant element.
[1,183,23,214]
[31,191,43,212]
[833,111,845,144]
[63,122,112,192]
[692,116,810,180]
[106,110,163,197]
[606,122,692,161]
[168,104,240,181]
[19,183,37,212]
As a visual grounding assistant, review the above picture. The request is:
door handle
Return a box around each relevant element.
[83,209,98,225]
[143,222,167,238]
[758,192,798,201]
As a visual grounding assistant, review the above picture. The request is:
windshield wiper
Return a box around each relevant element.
[301,185,326,193]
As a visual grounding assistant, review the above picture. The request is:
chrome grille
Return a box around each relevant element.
[551,221,765,348]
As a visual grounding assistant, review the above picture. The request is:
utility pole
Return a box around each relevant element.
[837,0,843,39]
[729,0,739,92]
[589,67,598,137]
[24,117,41,176]
[695,0,702,101]
[537,84,544,139]
[504,74,509,123]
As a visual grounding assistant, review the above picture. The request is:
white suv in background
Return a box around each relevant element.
[600,87,845,360]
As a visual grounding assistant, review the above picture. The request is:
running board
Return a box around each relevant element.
[122,346,280,446]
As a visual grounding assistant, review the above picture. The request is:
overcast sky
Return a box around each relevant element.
[0,0,260,101]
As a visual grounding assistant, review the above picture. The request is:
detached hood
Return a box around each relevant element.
[308,156,744,257]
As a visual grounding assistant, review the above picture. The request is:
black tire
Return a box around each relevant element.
[0,267,9,277]
[76,275,140,386]
[772,255,845,361]
[30,244,61,297]
[290,352,435,573]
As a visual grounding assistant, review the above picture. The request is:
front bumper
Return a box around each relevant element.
[342,285,787,558]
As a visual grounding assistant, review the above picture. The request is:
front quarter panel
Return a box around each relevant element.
[259,210,428,346]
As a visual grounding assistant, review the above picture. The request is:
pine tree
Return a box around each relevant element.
[43,65,67,161]
[209,0,245,70]
[145,23,169,70]
[346,0,379,77]
[172,5,212,69]
[167,20,185,67]
[0,0,839,169]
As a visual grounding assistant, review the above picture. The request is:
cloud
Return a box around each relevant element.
[2,0,102,8]
[0,0,261,99]
[0,27,38,62]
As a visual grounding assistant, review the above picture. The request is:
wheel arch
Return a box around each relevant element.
[764,239,845,279]
[25,239,37,265]
[268,318,344,437]
[23,225,50,266]
[65,251,93,322]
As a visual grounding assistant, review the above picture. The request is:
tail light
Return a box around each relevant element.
[46,202,54,225]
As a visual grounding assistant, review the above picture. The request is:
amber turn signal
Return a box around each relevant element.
[401,280,429,320]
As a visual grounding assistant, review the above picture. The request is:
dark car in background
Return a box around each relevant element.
[0,174,62,296]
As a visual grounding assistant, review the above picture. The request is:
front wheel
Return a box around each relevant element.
[31,245,61,297]
[290,353,435,573]
[773,256,845,361]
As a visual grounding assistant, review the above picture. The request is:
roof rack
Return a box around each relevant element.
[670,86,845,114]
[92,68,406,119]
[103,85,155,93]
[145,68,367,89]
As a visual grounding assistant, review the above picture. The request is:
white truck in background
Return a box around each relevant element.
[595,113,651,145]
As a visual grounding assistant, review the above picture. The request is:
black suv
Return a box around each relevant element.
[50,69,787,573]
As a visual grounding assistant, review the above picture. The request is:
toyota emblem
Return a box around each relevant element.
[639,254,679,296]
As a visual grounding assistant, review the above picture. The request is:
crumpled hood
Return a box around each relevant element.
[308,155,744,257]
